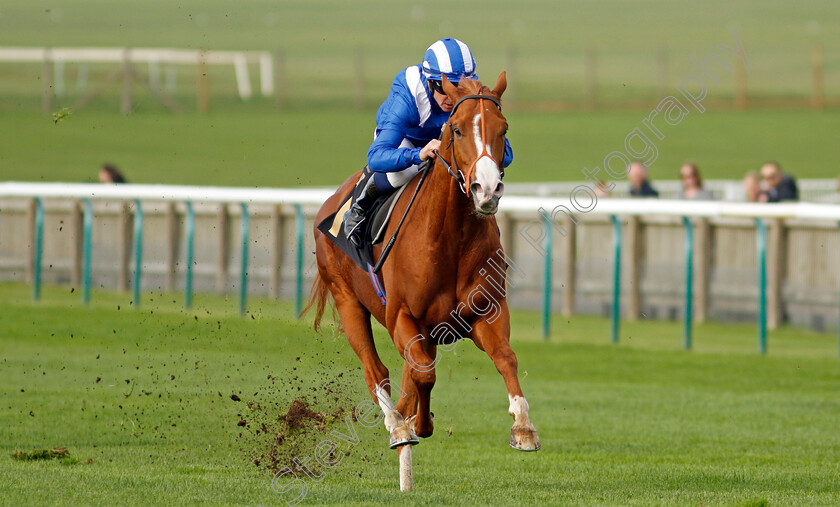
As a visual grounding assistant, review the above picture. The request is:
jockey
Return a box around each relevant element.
[344,37,513,247]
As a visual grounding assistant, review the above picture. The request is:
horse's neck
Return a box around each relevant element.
[418,161,487,249]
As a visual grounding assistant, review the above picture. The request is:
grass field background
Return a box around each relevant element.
[2,108,839,187]
[1,1,839,186]
[1,0,840,106]
[1,282,839,505]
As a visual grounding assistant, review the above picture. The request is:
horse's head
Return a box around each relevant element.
[439,72,508,216]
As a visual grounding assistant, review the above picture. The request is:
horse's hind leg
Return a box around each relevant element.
[393,311,437,438]
[333,295,418,448]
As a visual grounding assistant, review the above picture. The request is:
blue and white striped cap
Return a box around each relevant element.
[421,38,477,83]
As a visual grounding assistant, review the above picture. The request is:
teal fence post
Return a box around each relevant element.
[132,199,143,308]
[610,215,621,344]
[184,202,195,309]
[82,199,93,305]
[756,218,767,355]
[542,212,553,340]
[239,203,250,316]
[683,216,694,350]
[294,204,304,317]
[33,198,44,301]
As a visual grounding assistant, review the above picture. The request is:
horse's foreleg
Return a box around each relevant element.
[395,362,420,421]
[393,311,436,438]
[471,316,541,452]
[373,380,419,449]
[333,296,417,449]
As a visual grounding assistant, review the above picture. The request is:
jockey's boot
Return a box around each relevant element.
[344,176,385,248]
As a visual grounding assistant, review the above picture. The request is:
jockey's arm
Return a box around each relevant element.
[503,138,513,168]
[367,85,513,172]
[366,127,423,172]
[369,130,512,172]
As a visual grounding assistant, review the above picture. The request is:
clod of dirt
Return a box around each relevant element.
[238,369,360,475]
[11,447,70,461]
[283,399,325,430]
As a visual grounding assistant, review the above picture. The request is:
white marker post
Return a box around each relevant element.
[398,444,413,491]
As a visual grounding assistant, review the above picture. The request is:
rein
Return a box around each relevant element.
[370,94,502,275]
[435,94,503,196]
[371,158,433,274]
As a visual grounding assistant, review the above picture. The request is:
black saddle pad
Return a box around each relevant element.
[316,170,407,271]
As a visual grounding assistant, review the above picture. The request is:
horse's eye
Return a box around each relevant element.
[452,126,462,137]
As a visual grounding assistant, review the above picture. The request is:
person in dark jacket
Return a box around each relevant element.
[99,163,127,183]
[628,162,659,198]
[760,161,798,202]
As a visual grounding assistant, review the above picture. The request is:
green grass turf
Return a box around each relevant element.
[1,282,838,505]
[2,108,839,187]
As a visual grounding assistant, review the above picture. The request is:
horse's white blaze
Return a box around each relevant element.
[472,113,500,203]
[375,385,403,432]
[508,394,530,423]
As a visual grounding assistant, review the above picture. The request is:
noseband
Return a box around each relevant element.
[435,94,503,196]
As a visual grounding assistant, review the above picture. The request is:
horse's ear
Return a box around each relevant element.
[441,75,458,99]
[492,71,507,98]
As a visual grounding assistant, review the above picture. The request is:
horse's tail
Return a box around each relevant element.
[301,271,331,332]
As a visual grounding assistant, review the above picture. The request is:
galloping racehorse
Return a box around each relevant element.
[307,73,540,453]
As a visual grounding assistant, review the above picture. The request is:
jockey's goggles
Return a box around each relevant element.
[428,79,458,95]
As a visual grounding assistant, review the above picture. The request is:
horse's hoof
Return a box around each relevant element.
[390,425,420,449]
[510,426,541,452]
[405,413,435,438]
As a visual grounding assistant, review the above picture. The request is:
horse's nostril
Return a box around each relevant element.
[470,182,483,196]
[495,182,505,196]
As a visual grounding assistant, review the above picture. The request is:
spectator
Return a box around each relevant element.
[99,163,127,183]
[677,162,714,200]
[628,162,658,198]
[760,161,797,202]
[743,171,764,202]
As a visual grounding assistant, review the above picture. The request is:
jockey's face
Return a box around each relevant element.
[432,90,454,112]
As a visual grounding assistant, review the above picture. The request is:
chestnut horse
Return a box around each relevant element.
[307,73,540,452]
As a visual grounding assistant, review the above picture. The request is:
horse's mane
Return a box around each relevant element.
[457,78,494,98]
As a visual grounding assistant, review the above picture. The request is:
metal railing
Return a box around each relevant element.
[2,181,839,357]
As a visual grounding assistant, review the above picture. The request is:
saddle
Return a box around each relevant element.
[316,170,408,271]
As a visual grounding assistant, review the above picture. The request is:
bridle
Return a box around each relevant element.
[435,94,504,196]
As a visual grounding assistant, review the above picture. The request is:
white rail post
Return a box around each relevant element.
[233,53,252,100]
[259,52,274,97]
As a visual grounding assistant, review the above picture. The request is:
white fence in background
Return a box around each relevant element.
[2,181,840,336]
[0,46,274,101]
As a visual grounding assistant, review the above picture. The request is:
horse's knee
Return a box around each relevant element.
[409,369,435,392]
